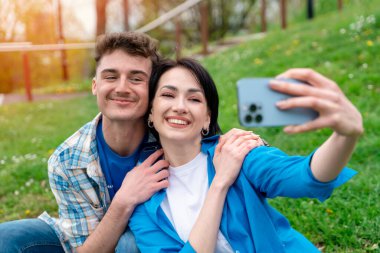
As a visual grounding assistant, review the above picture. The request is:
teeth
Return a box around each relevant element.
[168,119,188,125]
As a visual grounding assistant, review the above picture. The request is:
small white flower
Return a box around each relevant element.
[362,63,368,69]
[340,28,346,34]
[14,190,20,196]
[348,73,354,79]
[25,154,37,160]
[25,178,35,187]
[366,15,376,24]
[367,84,374,90]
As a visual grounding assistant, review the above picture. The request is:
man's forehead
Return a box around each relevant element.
[97,50,152,73]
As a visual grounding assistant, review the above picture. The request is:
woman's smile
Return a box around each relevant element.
[166,116,191,128]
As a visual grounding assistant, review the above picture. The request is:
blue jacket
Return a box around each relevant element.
[129,135,356,253]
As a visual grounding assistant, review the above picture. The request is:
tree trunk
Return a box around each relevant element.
[307,0,314,20]
[96,0,107,36]
[123,0,129,31]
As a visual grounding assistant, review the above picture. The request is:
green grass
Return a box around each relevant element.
[0,95,99,220]
[1,1,379,252]
[200,1,380,252]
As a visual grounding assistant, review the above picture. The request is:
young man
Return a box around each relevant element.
[41,32,171,253]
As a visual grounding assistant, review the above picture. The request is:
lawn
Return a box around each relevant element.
[0,1,379,252]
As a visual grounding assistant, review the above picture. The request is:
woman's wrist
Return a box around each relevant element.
[211,176,232,193]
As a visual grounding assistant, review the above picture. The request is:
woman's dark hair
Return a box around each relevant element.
[148,58,222,138]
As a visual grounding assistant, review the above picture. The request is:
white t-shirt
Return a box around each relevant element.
[160,152,234,253]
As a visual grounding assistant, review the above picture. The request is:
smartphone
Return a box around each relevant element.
[237,78,318,127]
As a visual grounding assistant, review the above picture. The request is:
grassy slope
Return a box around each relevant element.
[0,1,379,252]
[200,1,379,252]
[0,96,99,220]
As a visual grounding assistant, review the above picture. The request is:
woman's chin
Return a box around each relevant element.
[159,132,201,144]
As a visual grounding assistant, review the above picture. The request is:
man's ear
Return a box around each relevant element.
[92,77,97,96]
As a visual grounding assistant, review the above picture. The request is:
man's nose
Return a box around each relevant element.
[115,76,131,92]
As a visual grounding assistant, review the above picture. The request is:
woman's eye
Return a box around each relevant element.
[190,98,201,103]
[162,93,174,98]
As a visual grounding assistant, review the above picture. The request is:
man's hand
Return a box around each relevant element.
[114,149,169,209]
[270,68,363,137]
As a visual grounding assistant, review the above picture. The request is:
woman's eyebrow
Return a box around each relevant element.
[160,85,202,94]
[160,85,177,91]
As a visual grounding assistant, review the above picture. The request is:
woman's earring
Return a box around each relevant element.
[201,128,209,136]
[148,118,154,128]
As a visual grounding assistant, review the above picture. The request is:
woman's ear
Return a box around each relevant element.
[203,112,211,131]
[149,108,154,119]
[147,110,155,128]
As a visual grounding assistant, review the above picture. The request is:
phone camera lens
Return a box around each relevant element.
[249,104,257,112]
[245,114,253,123]
[255,114,263,123]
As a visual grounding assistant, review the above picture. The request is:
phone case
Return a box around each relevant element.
[237,78,318,127]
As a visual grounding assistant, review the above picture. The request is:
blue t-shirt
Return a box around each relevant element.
[96,119,146,200]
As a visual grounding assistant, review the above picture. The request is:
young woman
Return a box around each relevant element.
[129,58,363,253]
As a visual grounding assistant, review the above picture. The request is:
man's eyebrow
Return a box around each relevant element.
[100,68,118,74]
[130,70,149,78]
[99,69,149,78]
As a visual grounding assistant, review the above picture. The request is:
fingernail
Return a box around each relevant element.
[269,80,281,86]
[276,101,285,107]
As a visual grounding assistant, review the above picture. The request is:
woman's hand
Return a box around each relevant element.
[270,68,363,182]
[269,68,363,138]
[213,129,263,188]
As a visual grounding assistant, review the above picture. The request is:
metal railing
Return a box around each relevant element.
[0,0,344,102]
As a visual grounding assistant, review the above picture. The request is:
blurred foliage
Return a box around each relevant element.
[0,0,93,94]
[1,0,377,93]
[138,0,378,56]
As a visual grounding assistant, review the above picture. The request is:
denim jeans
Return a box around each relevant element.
[0,218,140,253]
[115,228,140,253]
[0,218,64,253]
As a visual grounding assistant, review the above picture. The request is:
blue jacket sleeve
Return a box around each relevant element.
[129,204,196,253]
[241,146,357,202]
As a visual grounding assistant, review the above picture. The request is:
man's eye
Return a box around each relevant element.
[105,76,117,80]
[130,77,143,83]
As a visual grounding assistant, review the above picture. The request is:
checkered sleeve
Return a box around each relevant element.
[48,154,103,251]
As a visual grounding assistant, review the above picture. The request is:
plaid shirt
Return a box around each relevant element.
[39,114,157,253]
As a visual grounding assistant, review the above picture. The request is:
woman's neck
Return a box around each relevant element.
[160,137,202,167]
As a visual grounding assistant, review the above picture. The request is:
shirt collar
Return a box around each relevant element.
[200,135,220,154]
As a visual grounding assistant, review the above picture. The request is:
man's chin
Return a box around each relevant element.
[102,113,145,124]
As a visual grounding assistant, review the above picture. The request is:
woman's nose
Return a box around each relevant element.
[173,98,188,114]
